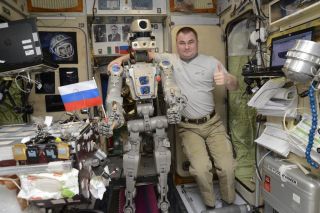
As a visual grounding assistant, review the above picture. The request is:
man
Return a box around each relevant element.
[108,25,121,42]
[107,27,238,209]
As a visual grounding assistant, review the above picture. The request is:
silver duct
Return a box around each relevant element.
[283,40,320,83]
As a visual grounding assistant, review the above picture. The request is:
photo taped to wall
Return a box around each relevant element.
[39,31,78,64]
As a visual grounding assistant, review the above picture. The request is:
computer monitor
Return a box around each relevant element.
[270,28,314,69]
[0,18,57,76]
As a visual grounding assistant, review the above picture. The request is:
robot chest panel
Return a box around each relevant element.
[127,63,157,100]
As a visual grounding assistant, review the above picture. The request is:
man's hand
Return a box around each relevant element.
[213,63,226,85]
[107,59,123,74]
[106,54,129,74]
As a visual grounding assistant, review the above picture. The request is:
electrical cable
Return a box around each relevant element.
[307,83,319,168]
[257,150,272,169]
[254,116,263,182]
[92,0,96,22]
[259,6,269,19]
[14,72,41,93]
[254,0,261,16]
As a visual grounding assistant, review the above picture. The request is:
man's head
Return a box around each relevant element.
[111,25,118,34]
[176,27,198,61]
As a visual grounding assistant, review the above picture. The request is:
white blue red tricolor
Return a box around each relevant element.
[58,80,102,111]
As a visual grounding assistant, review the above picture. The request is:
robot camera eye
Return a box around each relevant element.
[139,21,147,30]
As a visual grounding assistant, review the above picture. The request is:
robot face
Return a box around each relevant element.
[129,19,156,51]
[49,34,74,59]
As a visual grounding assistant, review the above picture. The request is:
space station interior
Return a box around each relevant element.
[0,0,320,213]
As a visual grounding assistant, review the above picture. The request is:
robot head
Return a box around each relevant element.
[49,34,74,59]
[129,19,156,51]
[130,19,152,33]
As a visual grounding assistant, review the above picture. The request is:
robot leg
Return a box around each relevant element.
[123,131,141,213]
[154,127,171,212]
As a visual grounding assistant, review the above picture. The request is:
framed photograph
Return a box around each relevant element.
[170,0,216,13]
[131,0,153,10]
[59,68,79,86]
[27,0,83,12]
[35,72,55,94]
[98,0,120,10]
[122,24,130,42]
[39,31,78,64]
[107,24,121,42]
[93,24,107,42]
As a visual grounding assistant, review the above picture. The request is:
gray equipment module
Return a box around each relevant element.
[262,156,320,213]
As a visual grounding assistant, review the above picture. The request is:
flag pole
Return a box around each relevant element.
[101,104,108,120]
[92,77,108,120]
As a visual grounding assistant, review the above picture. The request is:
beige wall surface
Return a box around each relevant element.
[28,17,91,121]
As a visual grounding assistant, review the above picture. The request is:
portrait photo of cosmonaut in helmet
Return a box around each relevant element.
[39,32,78,64]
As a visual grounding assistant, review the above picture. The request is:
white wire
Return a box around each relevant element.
[15,74,30,93]
[258,150,272,168]
[255,150,272,182]
[14,72,42,93]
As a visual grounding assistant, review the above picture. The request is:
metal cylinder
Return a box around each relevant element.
[283,40,320,83]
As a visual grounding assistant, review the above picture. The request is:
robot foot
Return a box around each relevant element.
[124,205,135,213]
[159,200,170,213]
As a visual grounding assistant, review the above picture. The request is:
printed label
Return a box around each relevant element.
[267,165,298,185]
[32,32,39,42]
[35,46,42,55]
[22,39,32,44]
[25,49,34,56]
[23,45,33,50]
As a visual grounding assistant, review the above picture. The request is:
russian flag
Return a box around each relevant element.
[58,80,102,111]
[119,45,129,54]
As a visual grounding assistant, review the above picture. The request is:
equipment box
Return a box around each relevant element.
[262,156,320,213]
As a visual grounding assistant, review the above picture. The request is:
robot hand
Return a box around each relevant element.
[166,93,187,124]
[98,119,114,138]
[99,102,125,138]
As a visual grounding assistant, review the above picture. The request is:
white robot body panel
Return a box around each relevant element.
[159,59,181,100]
[126,63,158,100]
[107,64,124,105]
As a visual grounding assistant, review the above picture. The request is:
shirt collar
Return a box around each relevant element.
[180,53,198,63]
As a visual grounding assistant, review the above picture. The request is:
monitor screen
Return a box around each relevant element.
[0,18,44,73]
[270,28,313,68]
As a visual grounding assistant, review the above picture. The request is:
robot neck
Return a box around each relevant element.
[130,50,150,63]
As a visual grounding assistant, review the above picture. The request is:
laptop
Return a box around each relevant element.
[269,27,314,71]
[0,18,58,76]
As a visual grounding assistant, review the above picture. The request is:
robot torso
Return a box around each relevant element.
[125,62,158,101]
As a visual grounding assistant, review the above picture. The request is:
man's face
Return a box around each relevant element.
[176,31,198,61]
[111,27,118,35]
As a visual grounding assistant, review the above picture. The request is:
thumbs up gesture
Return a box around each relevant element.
[213,63,226,85]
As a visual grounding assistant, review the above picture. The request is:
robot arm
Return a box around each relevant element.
[99,64,125,138]
[159,59,187,124]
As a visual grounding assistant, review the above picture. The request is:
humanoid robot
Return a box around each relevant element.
[99,19,187,213]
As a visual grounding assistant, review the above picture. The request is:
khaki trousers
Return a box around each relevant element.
[177,114,236,206]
